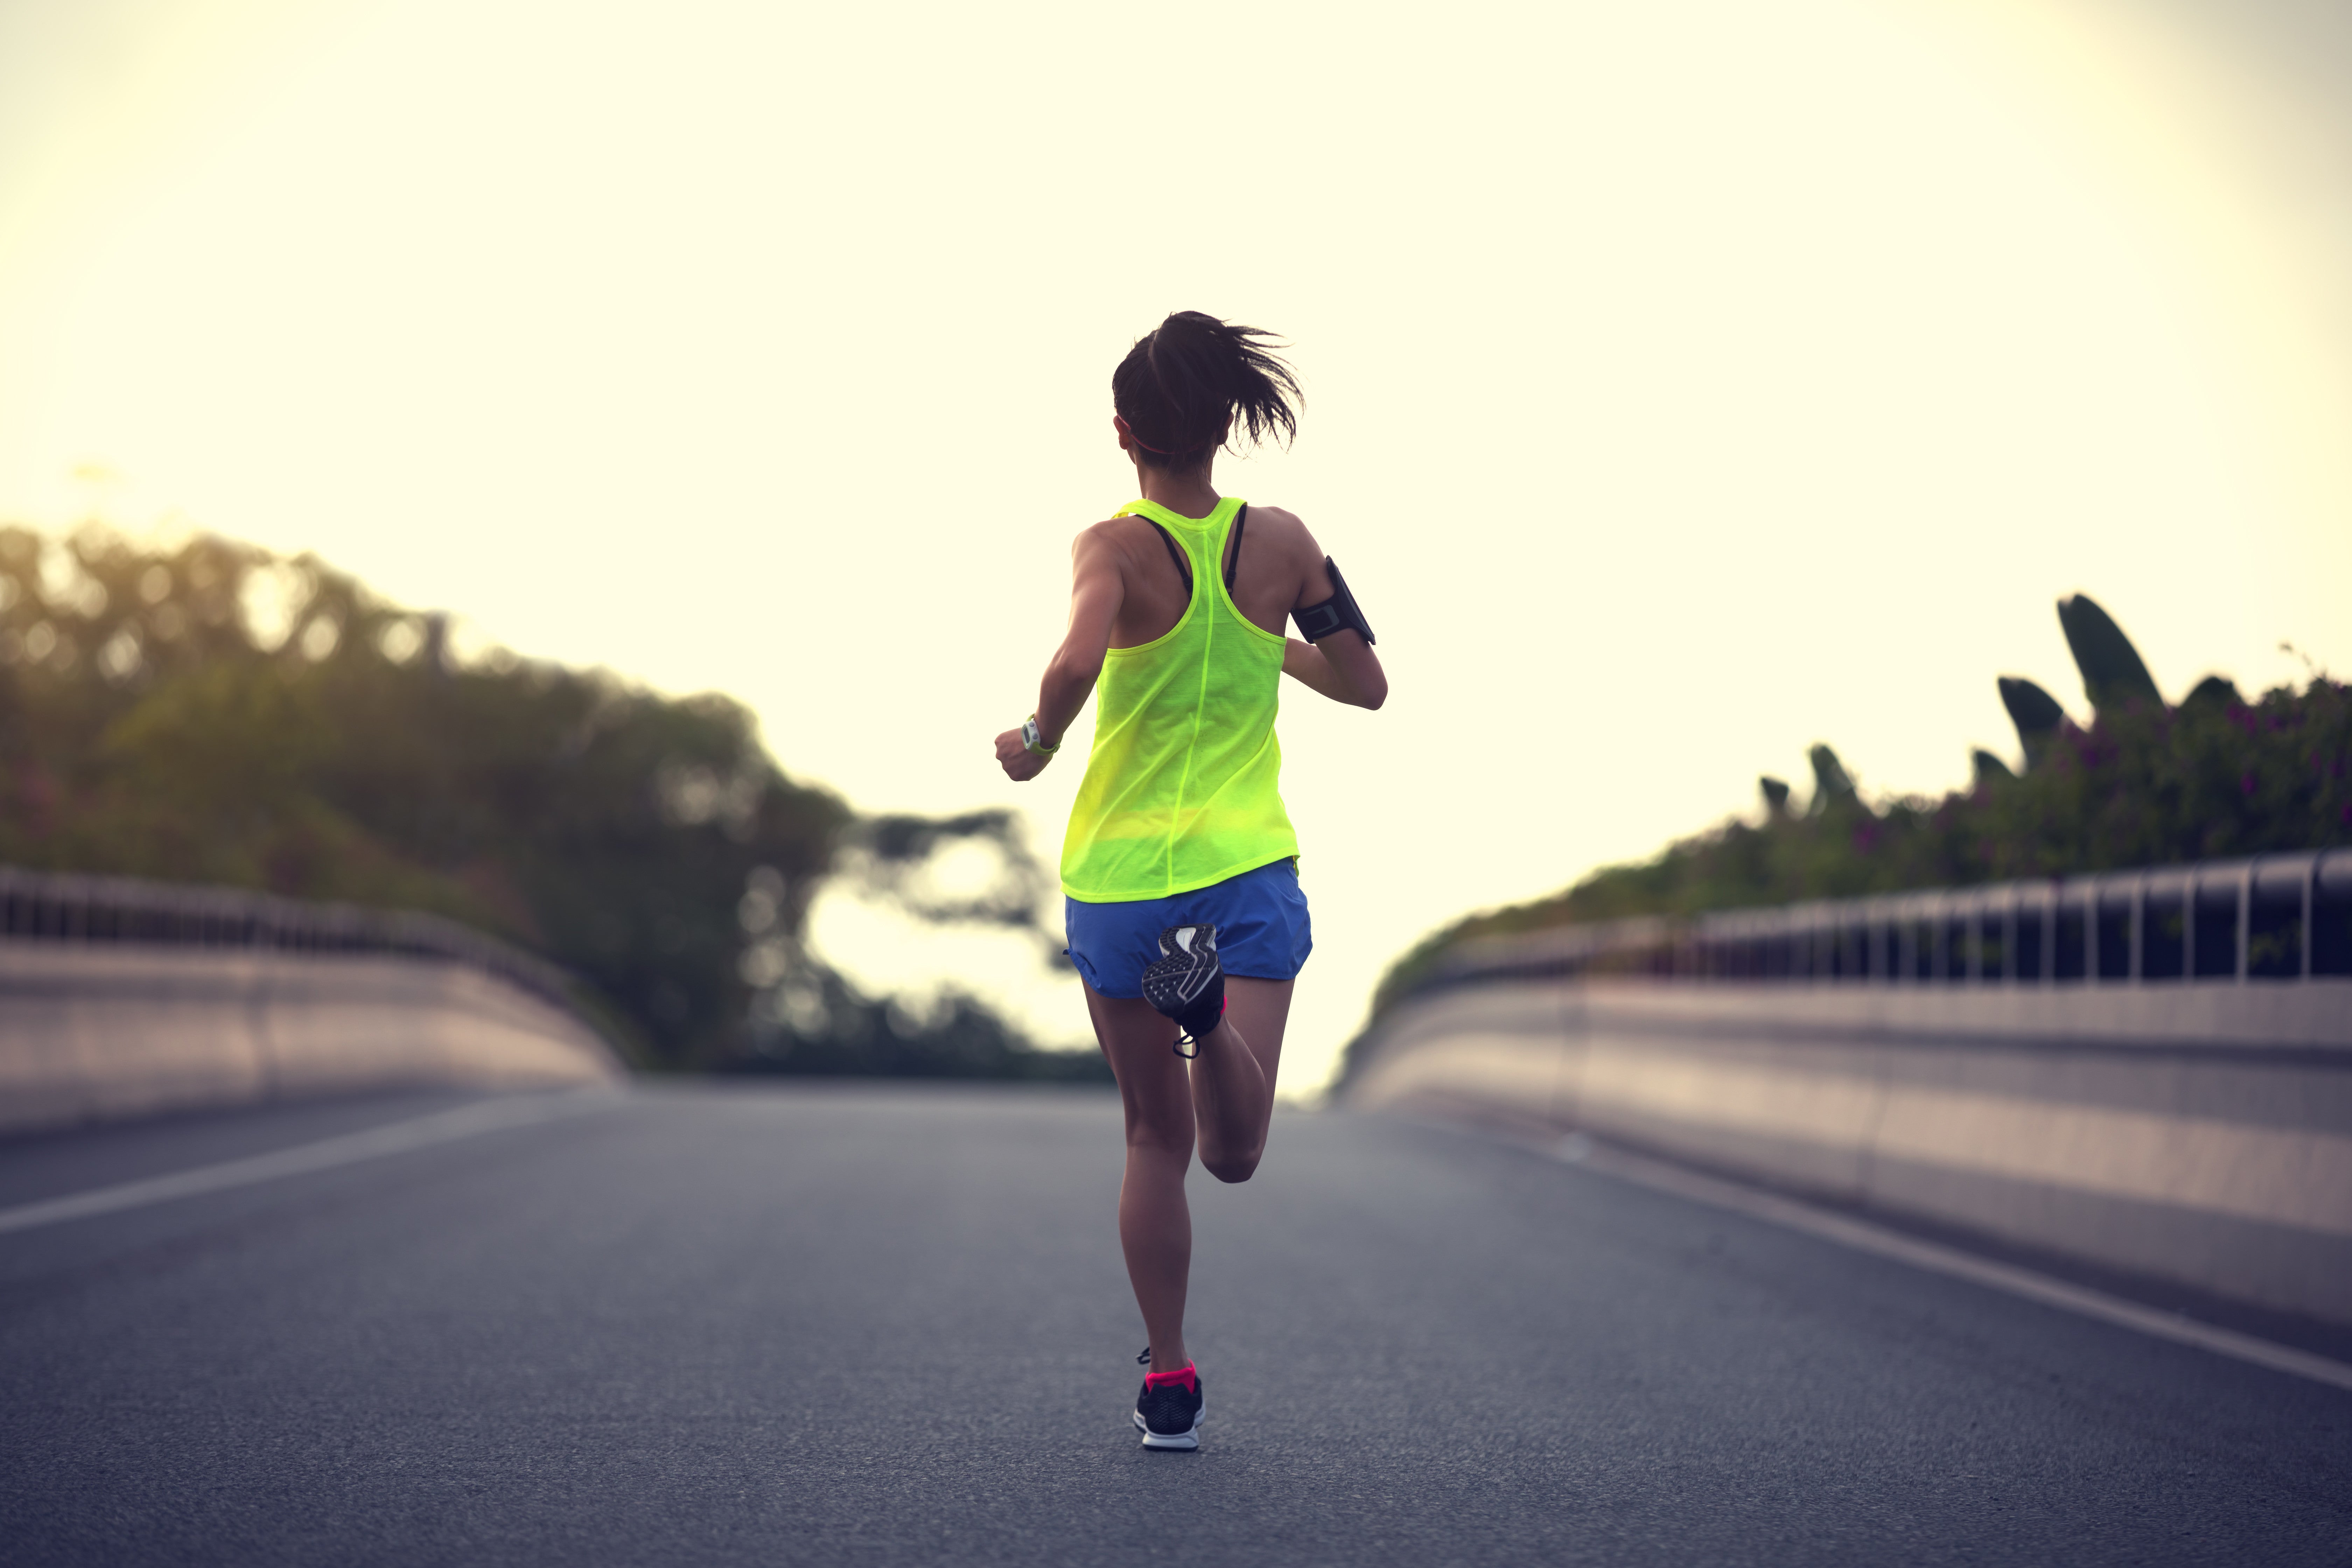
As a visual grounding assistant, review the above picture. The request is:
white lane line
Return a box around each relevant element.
[0,1087,625,1237]
[1538,1132,2352,1396]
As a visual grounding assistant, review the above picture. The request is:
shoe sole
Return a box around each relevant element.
[1142,927,1220,1016]
[1133,1402,1207,1450]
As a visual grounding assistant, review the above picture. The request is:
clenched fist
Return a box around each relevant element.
[995,727,1049,782]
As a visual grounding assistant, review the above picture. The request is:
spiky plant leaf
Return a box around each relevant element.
[2183,673,2242,709]
[1997,676,2066,769]
[1806,744,1856,815]
[2058,594,2162,713]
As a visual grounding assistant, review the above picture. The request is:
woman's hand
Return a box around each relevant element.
[996,727,1050,782]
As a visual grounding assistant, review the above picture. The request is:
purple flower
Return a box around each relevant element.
[2241,771,2257,797]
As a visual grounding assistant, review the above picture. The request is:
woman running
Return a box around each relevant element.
[993,312,1387,1450]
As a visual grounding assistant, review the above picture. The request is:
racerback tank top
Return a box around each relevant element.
[1059,496,1299,902]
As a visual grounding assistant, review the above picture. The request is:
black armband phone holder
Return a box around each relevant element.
[1292,556,1375,645]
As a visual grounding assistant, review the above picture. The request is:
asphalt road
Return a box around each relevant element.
[2,1083,2347,1567]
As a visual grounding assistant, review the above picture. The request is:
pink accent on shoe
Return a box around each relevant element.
[1144,1363,1198,1394]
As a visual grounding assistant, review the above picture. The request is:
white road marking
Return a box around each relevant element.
[1544,1132,2352,1395]
[0,1087,624,1237]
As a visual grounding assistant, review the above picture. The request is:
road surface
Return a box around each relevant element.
[2,1083,2346,1566]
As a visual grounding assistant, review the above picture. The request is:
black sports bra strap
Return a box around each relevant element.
[1223,504,1247,595]
[1146,520,1192,597]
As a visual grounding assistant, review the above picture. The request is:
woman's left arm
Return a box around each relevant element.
[1282,635,1385,709]
[995,528,1123,782]
[1279,545,1386,710]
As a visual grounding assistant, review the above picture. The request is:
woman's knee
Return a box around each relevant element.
[1125,1111,1195,1161]
[1203,1147,1262,1184]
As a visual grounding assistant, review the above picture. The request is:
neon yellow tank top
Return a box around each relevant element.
[1060,496,1299,902]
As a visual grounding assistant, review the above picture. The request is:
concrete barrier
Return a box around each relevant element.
[0,941,623,1136]
[1344,979,2352,1327]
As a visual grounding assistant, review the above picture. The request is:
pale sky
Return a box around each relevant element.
[4,0,2348,1095]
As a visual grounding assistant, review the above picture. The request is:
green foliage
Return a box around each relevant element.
[2058,593,2162,714]
[1759,776,1791,815]
[0,524,1100,1080]
[1366,672,2352,1026]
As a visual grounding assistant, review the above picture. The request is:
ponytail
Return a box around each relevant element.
[1112,312,1301,469]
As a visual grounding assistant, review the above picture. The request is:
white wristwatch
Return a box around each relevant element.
[1022,715,1060,756]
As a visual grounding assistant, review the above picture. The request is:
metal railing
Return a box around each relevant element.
[1407,848,2352,999]
[0,864,578,1009]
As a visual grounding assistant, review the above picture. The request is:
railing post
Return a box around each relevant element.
[2173,870,2192,982]
[2001,891,2016,988]
[2042,882,2057,986]
[2237,860,2253,983]
[2305,853,2318,981]
[2129,875,2144,983]
[2083,881,2097,988]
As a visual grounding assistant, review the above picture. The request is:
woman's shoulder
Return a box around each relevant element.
[1073,512,1158,555]
[1240,504,1323,565]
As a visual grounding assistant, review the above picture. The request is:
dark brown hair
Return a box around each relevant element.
[1112,312,1301,470]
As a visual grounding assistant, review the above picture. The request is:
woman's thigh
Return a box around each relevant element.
[1223,977,1294,1087]
[1086,985,1194,1149]
[1087,977,1296,1140]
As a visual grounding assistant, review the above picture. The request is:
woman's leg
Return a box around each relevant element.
[1087,975,1296,1373]
[1088,983,1199,1376]
[1188,976,1292,1184]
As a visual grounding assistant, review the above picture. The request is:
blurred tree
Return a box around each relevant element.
[0,524,1100,1080]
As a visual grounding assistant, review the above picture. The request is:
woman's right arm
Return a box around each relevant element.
[995,528,1124,782]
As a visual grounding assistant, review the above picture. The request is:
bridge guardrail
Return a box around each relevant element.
[1351,848,2352,1326]
[0,864,578,1009]
[1405,847,2352,999]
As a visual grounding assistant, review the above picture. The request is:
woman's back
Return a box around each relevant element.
[1097,502,1326,650]
[1061,496,1299,902]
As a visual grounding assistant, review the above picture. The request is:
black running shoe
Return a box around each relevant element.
[1133,1363,1206,1450]
[1141,924,1224,1057]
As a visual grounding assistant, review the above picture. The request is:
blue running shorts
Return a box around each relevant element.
[1064,858,1312,998]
